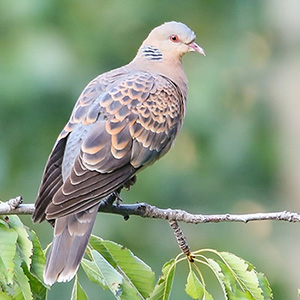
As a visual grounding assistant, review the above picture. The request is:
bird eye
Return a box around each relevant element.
[169,35,180,43]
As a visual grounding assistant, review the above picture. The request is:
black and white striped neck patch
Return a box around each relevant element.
[141,45,163,61]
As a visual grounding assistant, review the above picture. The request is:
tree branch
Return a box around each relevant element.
[1,196,300,224]
[0,196,35,215]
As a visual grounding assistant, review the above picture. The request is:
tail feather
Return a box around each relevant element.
[43,203,100,286]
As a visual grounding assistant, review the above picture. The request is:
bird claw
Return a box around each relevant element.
[114,192,123,207]
[103,191,123,207]
[124,175,137,191]
[102,176,136,207]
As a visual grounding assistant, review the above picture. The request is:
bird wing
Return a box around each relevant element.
[33,68,185,221]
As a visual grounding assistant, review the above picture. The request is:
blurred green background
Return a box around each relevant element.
[1,0,300,299]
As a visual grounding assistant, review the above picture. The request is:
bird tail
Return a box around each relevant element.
[43,204,100,286]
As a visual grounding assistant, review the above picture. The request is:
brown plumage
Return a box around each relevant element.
[32,21,205,285]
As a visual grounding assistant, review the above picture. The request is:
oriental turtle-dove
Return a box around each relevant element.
[32,21,205,285]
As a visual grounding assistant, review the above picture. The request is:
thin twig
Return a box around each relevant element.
[1,196,300,224]
[169,220,194,262]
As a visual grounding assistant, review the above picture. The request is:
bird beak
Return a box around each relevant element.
[188,42,206,56]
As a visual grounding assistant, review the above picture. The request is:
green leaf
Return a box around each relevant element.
[89,236,115,266]
[148,259,176,300]
[219,252,265,300]
[91,250,123,299]
[26,228,46,284]
[257,273,273,300]
[204,291,214,300]
[90,248,145,299]
[217,261,244,299]
[71,276,88,300]
[7,215,32,269]
[207,258,228,299]
[185,270,204,299]
[81,258,107,289]
[0,290,13,300]
[208,257,242,299]
[89,236,155,298]
[119,278,145,300]
[22,261,47,300]
[14,253,33,300]
[0,222,18,285]
[0,216,47,299]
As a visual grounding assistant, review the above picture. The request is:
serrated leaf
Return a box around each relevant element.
[119,279,144,300]
[71,276,88,300]
[0,216,46,299]
[257,273,272,300]
[26,228,46,284]
[91,250,123,299]
[148,259,176,300]
[209,261,253,300]
[185,270,204,299]
[89,236,155,298]
[81,258,107,289]
[90,248,144,300]
[219,252,264,300]
[103,240,155,297]
[22,261,47,300]
[217,261,244,299]
[89,236,115,265]
[207,258,228,298]
[7,215,32,269]
[14,253,33,300]
[0,222,18,284]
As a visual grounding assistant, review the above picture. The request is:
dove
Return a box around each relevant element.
[32,21,205,286]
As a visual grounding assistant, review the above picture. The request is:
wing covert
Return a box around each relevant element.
[44,70,186,219]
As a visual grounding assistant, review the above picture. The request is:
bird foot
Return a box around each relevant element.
[103,191,123,207]
[112,192,123,207]
[124,175,137,191]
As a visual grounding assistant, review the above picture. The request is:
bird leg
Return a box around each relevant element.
[114,191,123,207]
[102,189,122,207]
[100,176,137,219]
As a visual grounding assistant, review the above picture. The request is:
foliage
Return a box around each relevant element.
[0,215,46,300]
[0,215,272,300]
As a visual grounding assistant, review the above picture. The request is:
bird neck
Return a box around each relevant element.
[140,45,163,61]
[128,49,188,99]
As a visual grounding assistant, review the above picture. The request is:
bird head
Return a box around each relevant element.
[140,21,205,61]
